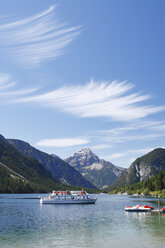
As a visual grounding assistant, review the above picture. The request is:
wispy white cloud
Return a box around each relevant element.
[0,6,80,64]
[0,73,37,101]
[149,123,165,131]
[11,79,165,121]
[90,144,112,150]
[103,133,165,144]
[0,74,16,90]
[1,73,164,169]
[0,74,163,122]
[101,120,165,135]
[36,137,90,148]
[103,147,155,163]
[95,120,165,146]
[126,148,156,154]
[104,153,126,160]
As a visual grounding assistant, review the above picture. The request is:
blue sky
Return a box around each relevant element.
[0,0,165,167]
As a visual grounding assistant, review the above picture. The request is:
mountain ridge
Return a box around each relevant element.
[65,148,125,189]
[7,139,96,189]
[107,148,165,190]
[0,135,65,193]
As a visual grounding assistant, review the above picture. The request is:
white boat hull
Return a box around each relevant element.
[125,207,152,212]
[40,198,96,204]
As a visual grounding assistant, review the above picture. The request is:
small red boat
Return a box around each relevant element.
[162,206,165,213]
[125,204,154,212]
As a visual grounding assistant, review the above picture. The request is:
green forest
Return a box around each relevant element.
[110,171,165,198]
[0,137,99,193]
[0,164,71,193]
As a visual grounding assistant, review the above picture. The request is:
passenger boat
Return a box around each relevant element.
[40,190,97,204]
[124,204,154,212]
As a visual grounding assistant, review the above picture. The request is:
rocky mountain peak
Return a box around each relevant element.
[75,147,97,158]
[7,139,96,189]
[66,148,100,169]
[65,148,125,189]
[79,147,93,154]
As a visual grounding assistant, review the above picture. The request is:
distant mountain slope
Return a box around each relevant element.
[108,148,165,190]
[110,171,165,197]
[8,139,96,189]
[0,161,26,180]
[0,135,64,193]
[65,148,125,189]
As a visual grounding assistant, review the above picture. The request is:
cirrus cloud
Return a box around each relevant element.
[0,6,80,64]
[13,79,165,122]
[36,137,90,148]
[0,73,37,100]
[0,74,164,122]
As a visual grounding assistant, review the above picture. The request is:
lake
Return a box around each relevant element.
[0,193,165,248]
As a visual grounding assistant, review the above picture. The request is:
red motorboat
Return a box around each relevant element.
[125,204,154,212]
[162,206,165,213]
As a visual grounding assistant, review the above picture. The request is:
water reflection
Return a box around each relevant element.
[125,210,165,245]
[0,194,165,248]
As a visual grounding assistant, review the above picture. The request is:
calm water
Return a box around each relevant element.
[0,193,165,248]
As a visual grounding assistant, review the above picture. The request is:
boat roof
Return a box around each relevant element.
[52,190,87,194]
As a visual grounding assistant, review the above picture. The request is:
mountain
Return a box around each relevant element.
[7,139,96,189]
[108,148,165,190]
[0,135,64,193]
[51,154,61,160]
[65,148,125,189]
[110,171,165,197]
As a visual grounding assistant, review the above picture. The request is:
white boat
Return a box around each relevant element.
[40,190,97,204]
[124,204,154,212]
